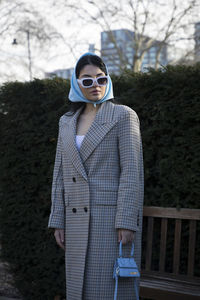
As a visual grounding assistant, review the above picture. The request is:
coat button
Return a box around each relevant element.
[72,208,77,213]
[72,177,76,182]
[84,207,88,213]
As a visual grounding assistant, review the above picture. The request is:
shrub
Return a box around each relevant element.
[116,65,200,208]
[0,78,69,299]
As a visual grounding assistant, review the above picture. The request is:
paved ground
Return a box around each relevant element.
[0,257,21,300]
[0,243,21,300]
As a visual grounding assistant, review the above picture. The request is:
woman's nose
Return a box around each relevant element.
[93,79,98,87]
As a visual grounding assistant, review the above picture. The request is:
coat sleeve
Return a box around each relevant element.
[115,109,144,232]
[48,118,65,229]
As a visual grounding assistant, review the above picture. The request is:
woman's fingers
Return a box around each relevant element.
[118,230,122,242]
[118,229,135,245]
[54,229,65,250]
[60,229,65,243]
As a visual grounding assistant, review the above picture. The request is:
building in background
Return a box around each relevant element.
[101,29,134,74]
[141,42,168,71]
[45,67,74,79]
[101,29,168,74]
[88,43,95,54]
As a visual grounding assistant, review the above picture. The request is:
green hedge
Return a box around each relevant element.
[0,65,200,299]
[113,65,200,208]
[0,78,68,299]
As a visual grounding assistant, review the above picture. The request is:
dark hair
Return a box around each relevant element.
[67,101,86,115]
[75,55,107,78]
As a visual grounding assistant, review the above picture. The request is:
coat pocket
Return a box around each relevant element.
[94,191,118,206]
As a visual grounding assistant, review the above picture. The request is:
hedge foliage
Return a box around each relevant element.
[0,78,68,299]
[0,65,200,299]
[114,65,200,208]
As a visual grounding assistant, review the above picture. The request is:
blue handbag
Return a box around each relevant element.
[113,241,140,300]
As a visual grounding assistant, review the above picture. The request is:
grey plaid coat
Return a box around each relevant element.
[48,101,144,300]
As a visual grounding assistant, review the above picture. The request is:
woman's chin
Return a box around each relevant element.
[88,95,102,102]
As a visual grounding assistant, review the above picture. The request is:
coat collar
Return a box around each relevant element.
[60,101,118,180]
[94,100,116,124]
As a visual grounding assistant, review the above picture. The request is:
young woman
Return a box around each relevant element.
[48,52,144,300]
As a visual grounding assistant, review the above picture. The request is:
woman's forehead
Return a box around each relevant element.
[79,64,105,78]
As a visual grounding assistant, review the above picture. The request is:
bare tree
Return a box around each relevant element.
[0,0,62,82]
[60,0,200,72]
[1,0,199,81]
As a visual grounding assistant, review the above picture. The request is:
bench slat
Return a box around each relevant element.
[188,220,196,276]
[159,218,168,272]
[173,219,182,274]
[143,207,200,220]
[145,216,154,271]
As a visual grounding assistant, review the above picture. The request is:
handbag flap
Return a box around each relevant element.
[117,257,138,268]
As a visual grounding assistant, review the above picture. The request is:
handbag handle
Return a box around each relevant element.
[119,241,134,257]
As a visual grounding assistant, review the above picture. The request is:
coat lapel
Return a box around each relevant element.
[61,107,88,181]
[80,101,118,163]
[61,101,118,179]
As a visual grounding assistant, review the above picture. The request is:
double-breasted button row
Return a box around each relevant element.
[72,207,88,213]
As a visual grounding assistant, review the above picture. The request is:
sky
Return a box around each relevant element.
[0,0,103,82]
[0,0,199,83]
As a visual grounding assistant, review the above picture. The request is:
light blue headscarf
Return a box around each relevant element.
[68,52,114,107]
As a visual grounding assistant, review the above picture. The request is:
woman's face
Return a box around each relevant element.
[78,64,107,101]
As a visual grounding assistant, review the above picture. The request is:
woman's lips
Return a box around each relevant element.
[91,90,100,95]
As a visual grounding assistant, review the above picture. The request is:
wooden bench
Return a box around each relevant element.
[140,206,200,300]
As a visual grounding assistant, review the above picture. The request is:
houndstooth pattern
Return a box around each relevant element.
[48,101,144,300]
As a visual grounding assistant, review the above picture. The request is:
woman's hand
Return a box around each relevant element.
[118,229,135,245]
[54,229,65,250]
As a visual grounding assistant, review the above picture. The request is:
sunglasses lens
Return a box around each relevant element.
[97,77,108,85]
[82,79,93,87]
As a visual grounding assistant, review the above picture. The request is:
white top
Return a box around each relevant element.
[76,135,85,151]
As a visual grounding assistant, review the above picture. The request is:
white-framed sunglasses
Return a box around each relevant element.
[77,76,108,88]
